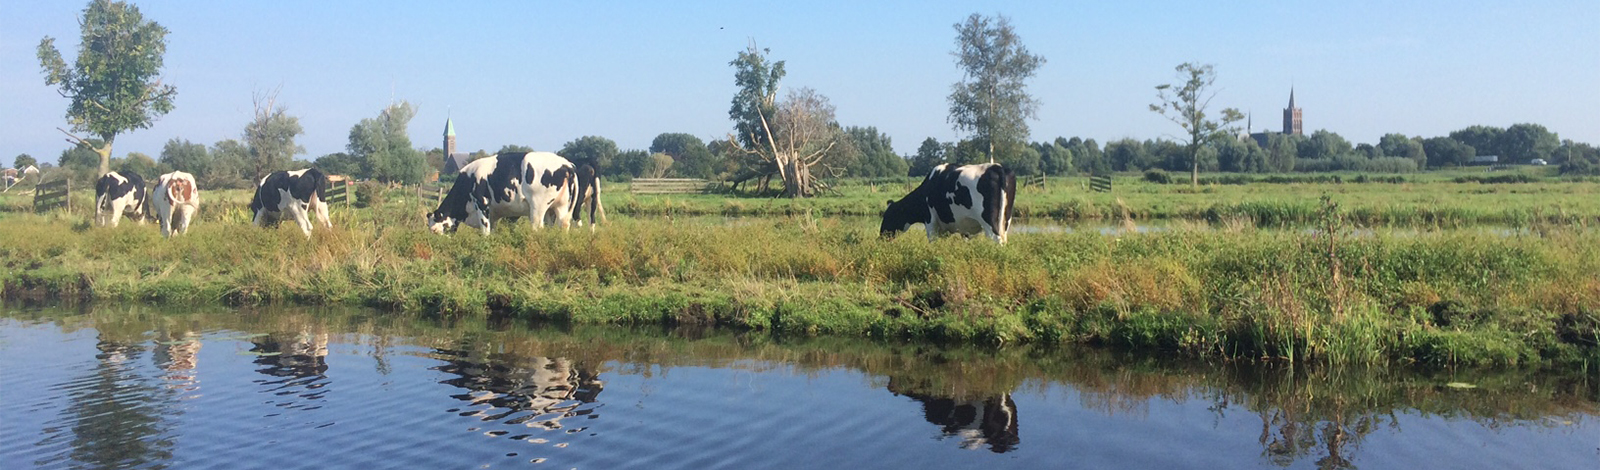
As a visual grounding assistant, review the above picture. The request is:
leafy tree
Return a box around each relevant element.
[1497,123,1559,163]
[37,0,177,176]
[1103,138,1148,172]
[14,154,38,169]
[159,138,209,175]
[244,91,305,180]
[643,152,675,179]
[1557,141,1599,175]
[1149,63,1243,185]
[995,141,1040,175]
[907,137,947,177]
[118,152,157,177]
[1378,133,1426,168]
[612,150,650,178]
[950,139,986,166]
[1265,133,1300,172]
[204,139,251,189]
[1300,130,1353,160]
[496,144,535,154]
[559,136,619,173]
[1064,137,1109,175]
[1448,125,1502,157]
[1355,143,1381,159]
[1422,137,1474,168]
[422,148,445,174]
[837,127,907,178]
[948,13,1044,163]
[314,152,362,177]
[1033,140,1071,176]
[347,101,425,184]
[650,133,715,178]
[1216,138,1266,173]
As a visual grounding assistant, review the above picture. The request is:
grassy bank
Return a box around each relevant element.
[2,193,1596,367]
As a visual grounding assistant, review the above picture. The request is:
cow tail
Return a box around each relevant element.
[566,169,579,216]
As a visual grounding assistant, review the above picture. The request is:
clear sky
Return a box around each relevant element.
[3,0,1597,169]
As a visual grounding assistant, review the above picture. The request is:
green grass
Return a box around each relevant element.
[2,183,1596,367]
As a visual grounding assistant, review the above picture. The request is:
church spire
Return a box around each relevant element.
[1288,87,1296,110]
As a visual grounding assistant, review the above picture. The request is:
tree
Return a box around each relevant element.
[13,154,37,169]
[1377,133,1426,168]
[348,101,425,184]
[948,13,1044,164]
[496,144,535,154]
[612,149,651,178]
[314,152,362,177]
[1265,133,1300,172]
[650,133,715,178]
[727,44,840,197]
[59,139,104,180]
[908,137,947,177]
[1033,140,1072,176]
[1421,137,1474,168]
[1149,63,1243,185]
[159,138,209,175]
[1557,141,1600,175]
[1104,138,1148,172]
[1301,130,1353,160]
[643,153,675,178]
[557,136,618,174]
[37,0,177,176]
[1448,125,1502,157]
[1497,123,1559,163]
[204,139,251,189]
[839,127,906,178]
[244,90,305,180]
[119,151,157,177]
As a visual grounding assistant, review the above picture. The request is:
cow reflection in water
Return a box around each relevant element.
[431,349,605,430]
[248,331,331,404]
[889,379,1020,453]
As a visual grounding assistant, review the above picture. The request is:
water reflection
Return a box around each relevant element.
[249,329,331,409]
[430,345,605,433]
[3,304,1594,470]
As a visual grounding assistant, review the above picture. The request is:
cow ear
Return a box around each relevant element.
[885,199,894,207]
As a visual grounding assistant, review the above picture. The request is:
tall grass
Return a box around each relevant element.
[2,187,1595,366]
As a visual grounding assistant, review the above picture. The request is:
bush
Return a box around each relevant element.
[355,181,386,208]
[1143,169,1172,184]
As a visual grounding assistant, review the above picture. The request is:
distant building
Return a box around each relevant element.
[440,117,472,178]
[1470,155,1500,165]
[1249,88,1304,147]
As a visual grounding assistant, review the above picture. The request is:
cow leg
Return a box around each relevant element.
[981,220,1005,245]
[109,204,124,228]
[592,183,606,226]
[179,205,196,235]
[158,207,173,238]
[291,204,314,238]
[252,209,268,228]
[313,200,332,228]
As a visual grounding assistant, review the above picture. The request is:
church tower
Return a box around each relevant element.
[444,117,457,155]
[1282,88,1302,136]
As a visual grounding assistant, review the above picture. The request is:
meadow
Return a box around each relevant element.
[1,171,1596,367]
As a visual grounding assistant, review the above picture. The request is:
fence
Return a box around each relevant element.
[1089,175,1113,193]
[418,180,449,205]
[630,178,712,195]
[323,177,352,206]
[34,179,70,212]
[1023,175,1047,189]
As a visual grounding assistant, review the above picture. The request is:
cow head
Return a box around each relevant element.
[880,198,923,239]
[426,211,458,234]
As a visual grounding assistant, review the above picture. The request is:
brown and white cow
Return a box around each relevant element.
[94,171,148,227]
[153,171,200,237]
[881,163,1016,244]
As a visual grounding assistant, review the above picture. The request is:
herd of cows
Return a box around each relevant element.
[89,151,1018,243]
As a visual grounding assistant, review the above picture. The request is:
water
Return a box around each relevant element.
[2,304,1595,469]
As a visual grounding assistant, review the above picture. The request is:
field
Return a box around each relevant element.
[1,171,1597,367]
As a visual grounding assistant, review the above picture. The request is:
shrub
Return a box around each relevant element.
[1143,169,1172,184]
[355,181,386,208]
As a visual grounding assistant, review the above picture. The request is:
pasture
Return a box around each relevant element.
[1,172,1596,366]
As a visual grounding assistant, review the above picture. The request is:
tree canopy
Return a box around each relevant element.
[37,0,177,175]
[1149,63,1243,185]
[948,13,1044,164]
[347,101,425,184]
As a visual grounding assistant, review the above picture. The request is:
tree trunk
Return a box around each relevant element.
[96,142,113,176]
[1190,144,1199,187]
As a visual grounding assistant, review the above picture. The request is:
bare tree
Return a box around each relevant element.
[1149,63,1243,186]
[244,89,305,181]
[727,44,840,198]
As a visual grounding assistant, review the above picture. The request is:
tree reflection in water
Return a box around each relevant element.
[39,318,182,469]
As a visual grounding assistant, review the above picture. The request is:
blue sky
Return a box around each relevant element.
[3,1,1597,168]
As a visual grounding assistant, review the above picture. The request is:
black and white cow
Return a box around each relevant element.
[249,168,331,238]
[94,171,148,227]
[881,163,1016,244]
[427,151,577,235]
[572,160,606,228]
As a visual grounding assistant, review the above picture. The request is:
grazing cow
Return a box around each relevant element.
[427,151,577,235]
[250,168,332,238]
[94,171,148,227]
[153,171,200,238]
[880,163,1016,244]
[572,160,607,227]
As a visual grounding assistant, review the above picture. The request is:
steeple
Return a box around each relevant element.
[1282,87,1303,136]
[444,117,456,137]
[1288,87,1296,110]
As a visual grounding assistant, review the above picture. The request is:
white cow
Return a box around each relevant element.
[153,171,200,237]
[94,171,148,227]
[880,163,1017,244]
[426,152,577,235]
[250,168,332,238]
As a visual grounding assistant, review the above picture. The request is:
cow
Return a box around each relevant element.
[94,171,148,227]
[249,168,332,238]
[572,160,607,228]
[426,151,577,235]
[880,163,1016,244]
[152,171,200,238]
